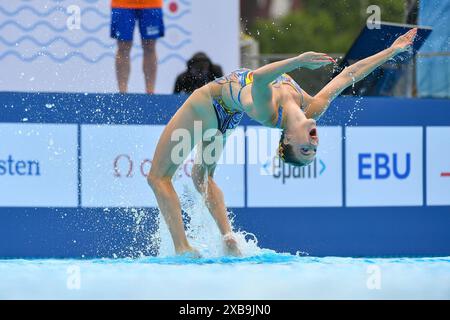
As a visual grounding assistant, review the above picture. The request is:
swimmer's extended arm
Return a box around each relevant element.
[306,28,418,120]
[252,52,335,85]
[251,52,334,122]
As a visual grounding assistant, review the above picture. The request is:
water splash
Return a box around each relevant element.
[340,71,365,127]
[155,178,265,258]
[389,46,414,64]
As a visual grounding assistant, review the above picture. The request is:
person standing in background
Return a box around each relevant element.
[111,0,165,94]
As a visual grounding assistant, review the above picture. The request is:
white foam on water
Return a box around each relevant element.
[155,178,265,258]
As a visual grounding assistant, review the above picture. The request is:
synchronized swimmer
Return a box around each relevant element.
[147,28,418,257]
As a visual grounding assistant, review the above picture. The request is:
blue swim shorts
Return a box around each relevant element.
[111,8,165,41]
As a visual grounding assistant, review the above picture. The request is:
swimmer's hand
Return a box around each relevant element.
[298,51,336,70]
[390,28,418,53]
[223,233,242,257]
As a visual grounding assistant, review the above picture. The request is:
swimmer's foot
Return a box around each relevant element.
[176,246,202,259]
[223,233,242,257]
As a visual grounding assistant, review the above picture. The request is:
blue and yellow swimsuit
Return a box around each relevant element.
[212,68,305,134]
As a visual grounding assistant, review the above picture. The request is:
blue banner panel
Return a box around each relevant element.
[1,206,449,258]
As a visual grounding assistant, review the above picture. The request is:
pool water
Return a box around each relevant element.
[1,254,449,299]
[1,189,449,300]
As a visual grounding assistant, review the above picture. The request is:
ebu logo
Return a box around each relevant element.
[358,153,410,180]
[0,155,40,176]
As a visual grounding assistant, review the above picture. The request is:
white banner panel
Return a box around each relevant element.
[81,125,244,207]
[426,127,450,206]
[82,124,163,207]
[246,126,342,207]
[0,123,78,207]
[0,0,239,94]
[346,127,423,207]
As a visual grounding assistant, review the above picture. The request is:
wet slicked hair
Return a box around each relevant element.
[278,130,311,167]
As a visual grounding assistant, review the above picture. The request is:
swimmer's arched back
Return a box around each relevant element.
[147,28,418,257]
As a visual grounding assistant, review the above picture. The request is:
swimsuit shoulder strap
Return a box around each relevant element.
[236,69,253,106]
[275,105,283,129]
[275,74,305,111]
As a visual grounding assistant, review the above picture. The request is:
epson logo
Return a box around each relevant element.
[272,156,326,184]
[0,155,41,176]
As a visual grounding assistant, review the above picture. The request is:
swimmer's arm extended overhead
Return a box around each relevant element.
[252,51,335,85]
[306,28,418,120]
[251,52,334,123]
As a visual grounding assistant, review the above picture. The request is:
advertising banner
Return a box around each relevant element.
[426,127,450,206]
[346,126,423,207]
[246,126,343,207]
[81,124,244,207]
[0,123,78,207]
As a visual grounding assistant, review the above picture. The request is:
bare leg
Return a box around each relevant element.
[191,140,242,256]
[115,40,132,93]
[149,176,194,254]
[142,39,157,94]
[148,89,216,256]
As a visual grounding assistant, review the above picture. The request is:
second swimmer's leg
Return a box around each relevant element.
[191,139,242,256]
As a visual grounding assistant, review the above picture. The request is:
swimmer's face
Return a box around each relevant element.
[284,118,319,166]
